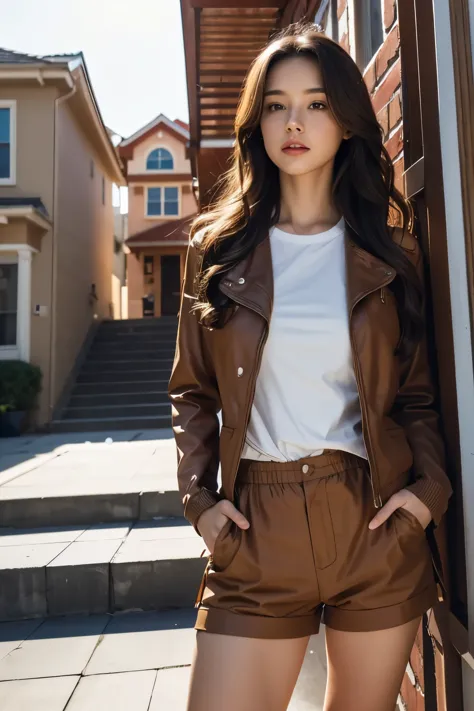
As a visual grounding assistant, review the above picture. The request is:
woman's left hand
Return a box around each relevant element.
[368,488,432,531]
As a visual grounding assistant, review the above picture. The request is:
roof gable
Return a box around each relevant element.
[119,114,189,160]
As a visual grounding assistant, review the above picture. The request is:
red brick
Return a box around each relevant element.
[371,58,401,114]
[337,0,347,21]
[339,32,350,54]
[375,24,400,81]
[389,92,402,129]
[385,126,403,160]
[377,105,389,140]
[364,60,377,95]
[384,0,396,30]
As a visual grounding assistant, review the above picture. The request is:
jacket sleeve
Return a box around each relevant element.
[168,238,223,534]
[392,240,453,527]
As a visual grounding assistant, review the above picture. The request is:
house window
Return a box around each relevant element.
[146,148,173,170]
[146,186,179,217]
[0,262,18,346]
[0,101,16,185]
[355,0,384,71]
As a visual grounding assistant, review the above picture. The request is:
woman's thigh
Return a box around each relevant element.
[187,631,311,711]
[323,617,421,711]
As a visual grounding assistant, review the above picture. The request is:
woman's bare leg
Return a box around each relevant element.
[187,631,311,711]
[323,617,422,711]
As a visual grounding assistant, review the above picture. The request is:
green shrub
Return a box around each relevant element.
[0,360,42,412]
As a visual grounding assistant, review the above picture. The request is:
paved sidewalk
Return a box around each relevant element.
[0,609,327,710]
[0,430,328,708]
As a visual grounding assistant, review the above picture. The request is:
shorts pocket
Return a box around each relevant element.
[209,518,242,572]
[392,507,427,558]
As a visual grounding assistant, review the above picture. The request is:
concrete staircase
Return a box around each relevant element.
[0,470,207,622]
[51,318,178,432]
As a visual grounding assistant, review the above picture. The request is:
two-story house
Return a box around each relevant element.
[0,49,125,425]
[119,114,197,319]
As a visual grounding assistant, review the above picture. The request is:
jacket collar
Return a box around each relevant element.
[219,222,397,322]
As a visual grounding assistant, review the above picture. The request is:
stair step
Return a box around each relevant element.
[50,414,172,432]
[0,519,205,620]
[80,360,174,373]
[63,402,170,420]
[69,391,169,407]
[72,379,170,395]
[85,349,174,365]
[77,370,172,383]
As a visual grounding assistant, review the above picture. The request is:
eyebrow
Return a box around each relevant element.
[263,87,326,97]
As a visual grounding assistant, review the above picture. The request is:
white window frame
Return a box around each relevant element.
[145,146,175,172]
[0,253,19,360]
[145,185,181,218]
[0,100,17,186]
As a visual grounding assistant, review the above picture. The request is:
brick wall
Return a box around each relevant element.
[335,2,424,710]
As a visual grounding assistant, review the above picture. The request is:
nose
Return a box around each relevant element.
[285,113,304,133]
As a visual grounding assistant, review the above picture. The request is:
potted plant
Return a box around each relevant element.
[0,361,42,437]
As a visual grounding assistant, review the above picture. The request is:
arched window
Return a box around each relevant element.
[146,148,173,170]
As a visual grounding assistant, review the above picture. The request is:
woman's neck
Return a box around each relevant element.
[277,165,341,235]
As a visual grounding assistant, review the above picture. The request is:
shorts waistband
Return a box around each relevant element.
[237,450,367,484]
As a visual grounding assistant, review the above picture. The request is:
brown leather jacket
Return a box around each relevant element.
[169,224,453,538]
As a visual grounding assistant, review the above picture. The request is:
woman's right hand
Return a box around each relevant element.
[196,499,250,554]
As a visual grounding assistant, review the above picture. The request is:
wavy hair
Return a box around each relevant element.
[190,21,421,359]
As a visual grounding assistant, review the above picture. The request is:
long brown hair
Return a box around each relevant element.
[190,21,421,359]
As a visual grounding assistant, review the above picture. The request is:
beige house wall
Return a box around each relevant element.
[53,99,115,411]
[127,130,196,237]
[127,131,190,175]
[0,85,56,424]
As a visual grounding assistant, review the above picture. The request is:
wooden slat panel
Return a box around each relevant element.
[200,68,248,76]
[199,89,241,97]
[199,81,243,88]
[201,27,273,37]
[201,7,279,17]
[191,0,283,9]
[201,107,237,115]
[200,97,239,105]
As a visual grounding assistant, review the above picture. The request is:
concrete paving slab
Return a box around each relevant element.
[84,609,196,675]
[0,675,79,711]
[139,490,182,519]
[48,540,122,567]
[0,527,85,546]
[113,536,205,563]
[150,666,191,710]
[77,523,132,541]
[0,541,68,569]
[0,619,44,661]
[0,615,109,680]
[65,670,156,711]
[127,520,196,541]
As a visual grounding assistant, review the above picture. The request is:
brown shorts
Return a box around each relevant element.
[195,450,440,639]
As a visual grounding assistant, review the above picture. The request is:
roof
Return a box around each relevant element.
[0,197,49,217]
[0,48,54,64]
[126,214,195,246]
[120,114,190,150]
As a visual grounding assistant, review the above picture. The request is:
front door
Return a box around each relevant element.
[161,255,181,316]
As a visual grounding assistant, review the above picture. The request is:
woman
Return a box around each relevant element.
[169,21,452,711]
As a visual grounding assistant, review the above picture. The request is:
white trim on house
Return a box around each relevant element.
[0,244,37,362]
[145,185,181,219]
[120,114,189,146]
[0,100,17,186]
[0,206,51,231]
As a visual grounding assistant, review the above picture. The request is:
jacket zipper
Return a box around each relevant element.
[218,286,270,501]
[350,275,396,509]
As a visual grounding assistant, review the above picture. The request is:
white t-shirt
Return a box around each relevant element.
[241,216,367,462]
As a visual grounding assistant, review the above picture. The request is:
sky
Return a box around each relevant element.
[0,0,190,139]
